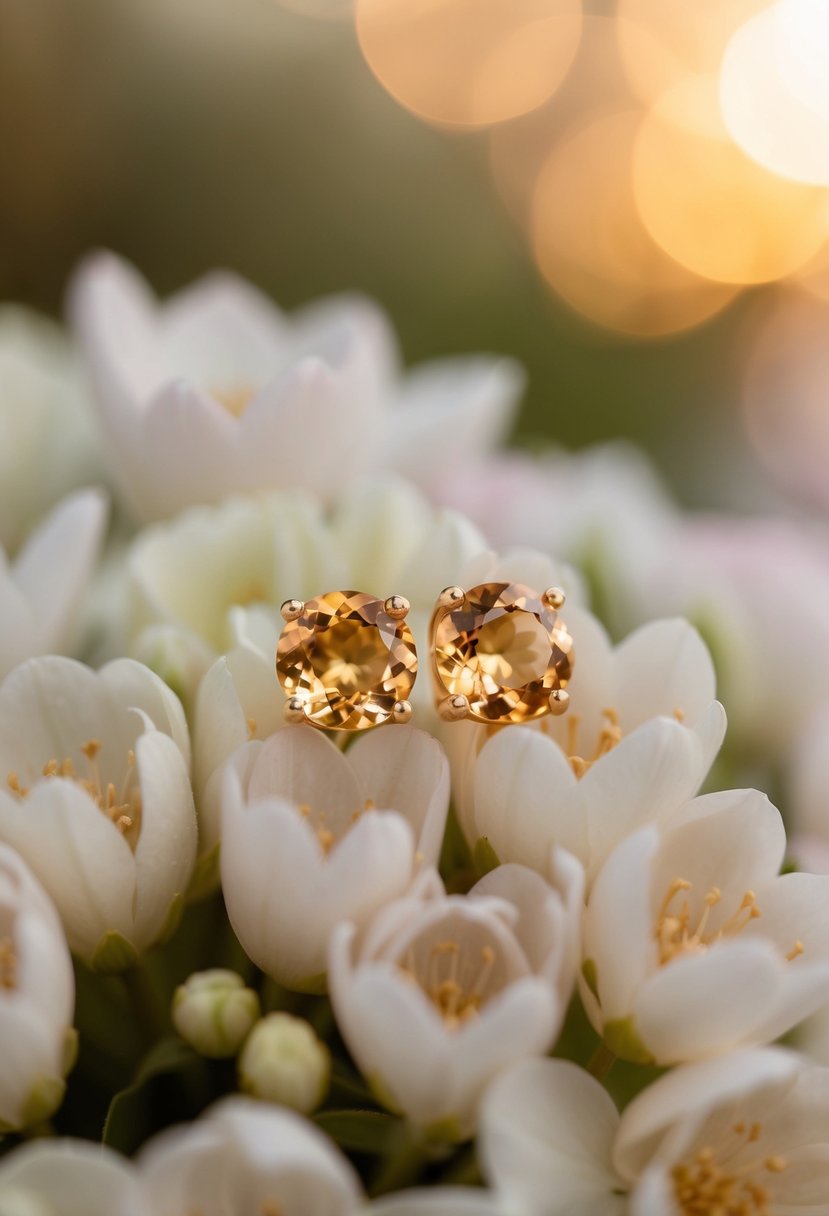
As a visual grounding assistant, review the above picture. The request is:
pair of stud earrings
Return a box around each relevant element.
[275,582,574,732]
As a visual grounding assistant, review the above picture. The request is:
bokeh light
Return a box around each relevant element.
[530,109,737,337]
[721,3,829,187]
[616,0,766,106]
[777,0,829,124]
[633,77,829,285]
[355,0,583,128]
[742,290,829,510]
[276,0,354,19]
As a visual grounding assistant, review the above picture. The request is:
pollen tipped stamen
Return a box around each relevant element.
[566,706,624,777]
[404,939,500,1031]
[656,880,762,966]
[672,1121,785,1215]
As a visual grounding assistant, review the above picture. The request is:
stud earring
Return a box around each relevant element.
[429,582,573,724]
[276,590,417,730]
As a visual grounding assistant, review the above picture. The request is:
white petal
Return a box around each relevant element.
[634,940,785,1063]
[471,864,573,985]
[614,1047,800,1183]
[12,489,107,653]
[139,381,236,518]
[0,1140,150,1216]
[331,478,429,593]
[131,732,197,950]
[583,717,710,883]
[584,829,658,1026]
[365,1188,504,1216]
[471,727,586,868]
[479,1058,624,1216]
[0,553,36,677]
[347,726,449,863]
[612,618,716,727]
[99,658,190,764]
[246,728,360,828]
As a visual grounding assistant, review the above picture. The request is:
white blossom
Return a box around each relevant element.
[0,656,196,968]
[479,1048,829,1215]
[581,789,829,1064]
[139,1096,363,1216]
[329,857,582,1138]
[172,969,260,1059]
[0,845,75,1131]
[0,490,107,680]
[0,1140,150,1216]
[70,251,521,522]
[238,1012,330,1113]
[451,611,725,885]
[0,306,101,551]
[221,724,449,990]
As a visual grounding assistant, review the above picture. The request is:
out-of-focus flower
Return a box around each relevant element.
[70,252,522,522]
[139,1097,363,1215]
[786,699,829,875]
[633,514,829,763]
[451,613,725,884]
[172,969,260,1059]
[0,656,196,969]
[0,307,101,552]
[0,1140,150,1216]
[436,442,676,635]
[581,790,829,1064]
[221,725,448,990]
[329,857,582,1138]
[238,1012,330,1113]
[0,844,75,1132]
[365,1192,503,1215]
[0,489,107,680]
[479,1048,822,1215]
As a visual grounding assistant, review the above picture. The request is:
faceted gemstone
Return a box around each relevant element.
[432,582,573,723]
[276,590,418,730]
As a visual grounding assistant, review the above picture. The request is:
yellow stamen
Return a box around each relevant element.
[566,707,624,777]
[672,1121,787,1215]
[655,879,762,966]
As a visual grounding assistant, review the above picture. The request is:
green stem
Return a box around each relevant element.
[122,961,168,1047]
[586,1041,616,1084]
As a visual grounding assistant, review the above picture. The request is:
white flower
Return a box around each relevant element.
[0,845,75,1131]
[221,724,449,990]
[581,789,829,1065]
[0,489,107,680]
[480,1048,829,1215]
[0,656,196,969]
[139,1096,363,1215]
[328,856,583,1138]
[70,251,521,522]
[452,612,725,885]
[172,969,260,1059]
[633,514,829,762]
[238,1012,330,1113]
[436,442,676,638]
[785,698,829,875]
[0,1140,150,1216]
[365,1192,503,1215]
[0,306,101,551]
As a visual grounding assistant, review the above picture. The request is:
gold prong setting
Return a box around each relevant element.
[438,694,470,722]
[543,587,566,611]
[384,595,411,621]
[280,599,304,623]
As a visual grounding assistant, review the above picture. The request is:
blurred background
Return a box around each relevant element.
[2,0,829,510]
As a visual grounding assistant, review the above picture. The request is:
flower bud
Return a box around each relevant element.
[172,970,260,1059]
[238,1013,330,1114]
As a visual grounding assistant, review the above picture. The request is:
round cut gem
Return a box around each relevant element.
[276,590,418,730]
[432,582,573,723]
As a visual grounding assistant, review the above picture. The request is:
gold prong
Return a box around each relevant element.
[391,700,413,724]
[384,595,410,621]
[543,587,566,610]
[549,688,570,715]
[437,586,465,610]
[280,599,304,623]
[284,696,307,724]
[438,693,470,722]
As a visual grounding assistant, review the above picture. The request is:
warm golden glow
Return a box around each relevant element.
[632,77,829,284]
[355,0,583,128]
[531,108,737,335]
[616,0,767,106]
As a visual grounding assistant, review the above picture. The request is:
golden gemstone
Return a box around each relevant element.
[276,590,418,730]
[431,582,573,723]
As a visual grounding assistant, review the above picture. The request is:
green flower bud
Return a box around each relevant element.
[238,1013,331,1114]
[172,969,260,1059]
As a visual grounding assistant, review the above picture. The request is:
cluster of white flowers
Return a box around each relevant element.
[2,252,829,1212]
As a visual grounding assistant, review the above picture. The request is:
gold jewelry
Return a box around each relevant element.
[276,590,417,730]
[429,582,573,724]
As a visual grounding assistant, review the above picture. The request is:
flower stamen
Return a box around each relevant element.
[655,878,762,966]
[672,1121,787,1215]
[400,939,498,1031]
[566,707,624,777]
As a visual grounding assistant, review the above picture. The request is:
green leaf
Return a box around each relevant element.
[102,1037,205,1153]
[314,1109,400,1155]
